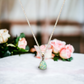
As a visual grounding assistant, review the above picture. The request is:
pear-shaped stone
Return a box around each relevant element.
[39,61,47,70]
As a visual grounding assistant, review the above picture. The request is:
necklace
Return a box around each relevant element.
[19,0,65,70]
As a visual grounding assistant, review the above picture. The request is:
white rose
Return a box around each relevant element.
[0,29,10,43]
[34,45,52,59]
[45,49,52,59]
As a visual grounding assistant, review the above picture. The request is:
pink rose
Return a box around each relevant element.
[18,38,27,49]
[60,47,71,59]
[59,45,74,59]
[66,44,74,53]
[34,45,52,59]
[50,39,66,53]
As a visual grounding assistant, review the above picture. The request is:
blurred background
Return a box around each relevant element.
[0,0,84,53]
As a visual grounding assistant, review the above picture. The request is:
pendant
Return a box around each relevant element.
[38,54,47,70]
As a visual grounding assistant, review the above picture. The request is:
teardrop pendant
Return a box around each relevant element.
[38,54,47,70]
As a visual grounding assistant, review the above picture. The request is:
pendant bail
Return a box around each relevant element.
[42,54,44,61]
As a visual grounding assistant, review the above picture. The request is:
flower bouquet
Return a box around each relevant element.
[0,29,29,58]
[30,39,74,61]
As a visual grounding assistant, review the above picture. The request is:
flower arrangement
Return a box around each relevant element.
[0,29,29,58]
[30,39,74,61]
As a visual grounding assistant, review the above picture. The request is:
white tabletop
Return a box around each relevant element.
[0,53,84,84]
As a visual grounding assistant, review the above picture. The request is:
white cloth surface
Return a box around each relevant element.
[0,53,84,84]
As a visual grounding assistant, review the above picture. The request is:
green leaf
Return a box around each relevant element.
[18,47,28,52]
[7,44,16,47]
[67,57,73,61]
[4,47,9,51]
[25,46,29,50]
[15,37,20,43]
[52,52,59,56]
[3,50,11,57]
[61,58,66,61]
[12,50,18,55]
[70,57,73,60]
[66,58,70,61]
[20,33,25,38]
[53,56,59,61]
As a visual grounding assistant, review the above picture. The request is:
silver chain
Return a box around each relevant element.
[19,0,65,58]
